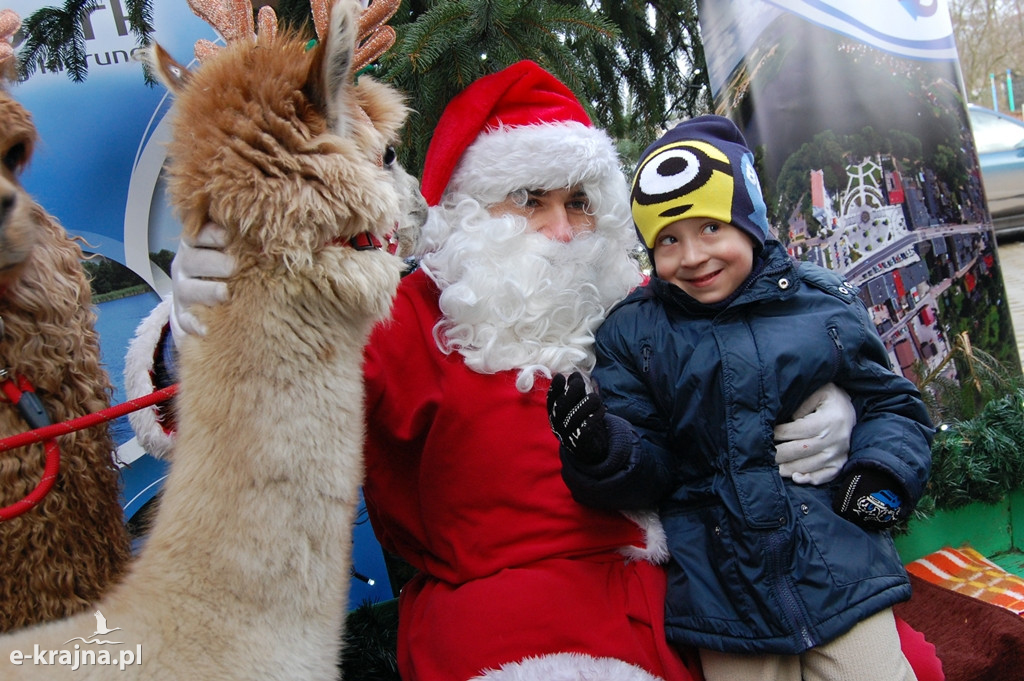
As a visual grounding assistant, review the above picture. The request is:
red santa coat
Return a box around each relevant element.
[362,269,697,681]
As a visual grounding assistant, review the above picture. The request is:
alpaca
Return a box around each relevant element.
[0,9,131,633]
[0,0,407,677]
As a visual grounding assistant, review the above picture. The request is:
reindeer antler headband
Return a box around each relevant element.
[188,0,399,69]
[0,9,20,77]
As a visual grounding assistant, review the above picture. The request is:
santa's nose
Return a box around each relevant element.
[542,208,575,242]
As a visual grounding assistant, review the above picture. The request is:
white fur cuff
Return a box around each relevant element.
[124,298,177,460]
[620,509,669,564]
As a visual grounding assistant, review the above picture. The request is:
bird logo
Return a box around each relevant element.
[62,611,124,645]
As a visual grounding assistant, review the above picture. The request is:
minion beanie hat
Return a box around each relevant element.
[631,115,771,256]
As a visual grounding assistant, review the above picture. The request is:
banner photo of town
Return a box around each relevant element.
[697,0,1019,391]
[5,0,391,604]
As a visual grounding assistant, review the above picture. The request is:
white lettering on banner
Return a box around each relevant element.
[6,611,143,672]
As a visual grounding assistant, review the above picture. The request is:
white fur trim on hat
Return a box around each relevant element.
[124,298,177,460]
[471,653,664,681]
[447,121,625,207]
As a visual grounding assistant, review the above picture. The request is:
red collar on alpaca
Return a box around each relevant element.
[335,230,399,254]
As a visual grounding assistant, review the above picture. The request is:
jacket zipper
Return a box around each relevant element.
[827,326,844,375]
[766,529,816,649]
[828,327,844,351]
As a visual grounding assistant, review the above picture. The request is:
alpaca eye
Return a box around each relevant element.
[3,141,27,173]
[382,146,396,167]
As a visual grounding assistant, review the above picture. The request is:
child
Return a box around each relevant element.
[547,115,933,681]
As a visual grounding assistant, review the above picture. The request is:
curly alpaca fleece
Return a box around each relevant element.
[0,86,130,633]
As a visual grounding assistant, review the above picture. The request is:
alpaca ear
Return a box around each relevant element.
[319,0,359,138]
[148,43,192,95]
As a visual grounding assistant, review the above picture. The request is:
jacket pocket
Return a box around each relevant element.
[796,490,905,588]
[662,504,758,625]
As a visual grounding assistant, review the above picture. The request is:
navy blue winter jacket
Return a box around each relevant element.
[561,241,933,655]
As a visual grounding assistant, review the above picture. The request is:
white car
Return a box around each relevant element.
[968,103,1024,237]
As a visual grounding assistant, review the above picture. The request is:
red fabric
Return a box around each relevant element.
[895,614,945,681]
[397,557,694,681]
[362,269,694,680]
[419,60,592,206]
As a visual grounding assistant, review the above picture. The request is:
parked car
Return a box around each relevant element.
[968,103,1024,238]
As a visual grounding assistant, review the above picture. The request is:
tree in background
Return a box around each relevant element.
[15,0,712,173]
[948,0,1024,112]
[375,0,710,171]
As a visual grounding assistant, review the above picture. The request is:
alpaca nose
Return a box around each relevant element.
[0,187,15,229]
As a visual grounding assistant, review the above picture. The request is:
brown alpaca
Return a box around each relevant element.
[0,0,407,677]
[0,9,130,633]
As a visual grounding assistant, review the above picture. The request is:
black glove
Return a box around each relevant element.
[547,372,610,465]
[833,468,907,530]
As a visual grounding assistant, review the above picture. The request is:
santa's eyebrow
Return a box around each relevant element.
[522,188,589,198]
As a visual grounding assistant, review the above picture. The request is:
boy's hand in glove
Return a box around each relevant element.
[547,372,609,465]
[834,468,907,530]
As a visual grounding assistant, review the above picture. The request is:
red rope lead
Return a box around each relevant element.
[0,383,179,521]
[0,440,59,521]
[0,384,179,452]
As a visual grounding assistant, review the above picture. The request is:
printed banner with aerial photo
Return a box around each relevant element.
[4,0,392,603]
[697,0,1020,387]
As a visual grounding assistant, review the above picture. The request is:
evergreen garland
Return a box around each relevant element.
[915,386,1024,515]
[900,332,1024,526]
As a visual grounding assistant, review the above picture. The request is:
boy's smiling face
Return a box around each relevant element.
[653,217,755,304]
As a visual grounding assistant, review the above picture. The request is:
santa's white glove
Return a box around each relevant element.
[169,223,236,338]
[773,383,856,485]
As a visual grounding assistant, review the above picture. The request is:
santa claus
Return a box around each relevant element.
[125,60,942,681]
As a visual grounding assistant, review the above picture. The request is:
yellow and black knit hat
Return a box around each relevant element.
[631,115,770,254]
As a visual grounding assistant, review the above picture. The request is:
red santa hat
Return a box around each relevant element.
[420,60,625,208]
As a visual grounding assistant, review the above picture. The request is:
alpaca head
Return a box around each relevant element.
[0,10,43,291]
[0,90,40,291]
[148,0,419,280]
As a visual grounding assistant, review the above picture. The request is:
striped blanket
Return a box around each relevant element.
[894,546,1024,681]
[906,546,1024,615]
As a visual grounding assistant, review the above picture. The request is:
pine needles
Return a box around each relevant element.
[17,0,153,82]
[921,387,1024,513]
[901,331,1024,526]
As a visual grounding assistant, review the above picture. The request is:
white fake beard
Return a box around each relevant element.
[419,198,644,392]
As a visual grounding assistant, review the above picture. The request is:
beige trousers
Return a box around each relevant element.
[699,607,917,681]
